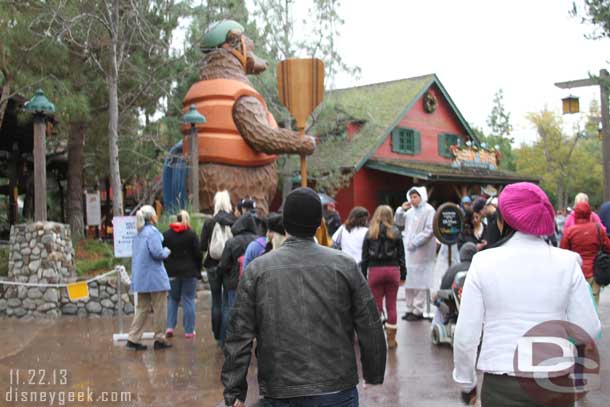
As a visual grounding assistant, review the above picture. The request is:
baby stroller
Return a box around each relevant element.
[430,270,468,346]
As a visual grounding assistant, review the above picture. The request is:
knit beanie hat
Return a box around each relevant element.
[498,182,555,236]
[283,187,322,237]
[267,212,285,235]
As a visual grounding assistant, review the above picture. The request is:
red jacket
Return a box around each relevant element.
[560,222,610,279]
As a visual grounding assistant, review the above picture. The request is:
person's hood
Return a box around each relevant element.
[214,210,236,227]
[459,242,477,262]
[407,186,428,206]
[599,201,610,227]
[254,236,267,248]
[231,213,257,236]
[169,223,188,233]
[574,201,592,222]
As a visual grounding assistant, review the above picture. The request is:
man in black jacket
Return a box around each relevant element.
[222,188,386,407]
[217,213,257,346]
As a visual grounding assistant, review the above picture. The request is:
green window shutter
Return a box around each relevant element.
[391,127,419,155]
[438,133,447,157]
[449,134,459,150]
[391,129,400,153]
[414,131,422,154]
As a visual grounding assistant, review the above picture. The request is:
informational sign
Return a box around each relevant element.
[85,191,101,226]
[67,281,89,301]
[112,216,137,258]
[433,203,463,245]
[450,145,498,170]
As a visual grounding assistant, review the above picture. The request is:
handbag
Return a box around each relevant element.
[593,223,610,286]
[332,226,344,250]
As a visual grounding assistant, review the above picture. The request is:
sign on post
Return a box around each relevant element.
[433,203,463,246]
[112,216,137,258]
[85,191,101,226]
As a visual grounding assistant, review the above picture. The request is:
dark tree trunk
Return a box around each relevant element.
[67,122,85,239]
[0,79,11,132]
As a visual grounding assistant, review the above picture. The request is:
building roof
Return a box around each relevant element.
[366,159,538,185]
[304,73,478,173]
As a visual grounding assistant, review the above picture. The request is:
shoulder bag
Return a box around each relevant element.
[593,223,610,286]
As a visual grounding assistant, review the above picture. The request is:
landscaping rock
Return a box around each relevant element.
[86,301,102,314]
[27,288,43,299]
[101,299,114,309]
[8,298,21,307]
[22,298,37,310]
[62,304,77,315]
[37,303,56,312]
[46,309,59,318]
[43,289,59,303]
[28,260,40,272]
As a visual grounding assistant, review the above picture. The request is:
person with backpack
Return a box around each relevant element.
[163,210,202,339]
[200,191,236,342]
[217,212,257,346]
[560,201,610,306]
[242,215,268,271]
[361,205,406,349]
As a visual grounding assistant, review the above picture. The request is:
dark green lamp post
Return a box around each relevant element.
[181,104,206,213]
[24,89,55,222]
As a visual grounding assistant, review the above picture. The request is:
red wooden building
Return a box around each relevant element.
[304,74,536,216]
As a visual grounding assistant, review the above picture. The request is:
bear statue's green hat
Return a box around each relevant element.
[202,20,245,49]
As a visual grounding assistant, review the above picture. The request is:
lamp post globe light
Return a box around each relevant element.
[181,104,206,213]
[24,89,55,222]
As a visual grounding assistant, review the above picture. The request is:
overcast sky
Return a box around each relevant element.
[328,0,610,145]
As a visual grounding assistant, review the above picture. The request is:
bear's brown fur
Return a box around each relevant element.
[193,31,315,214]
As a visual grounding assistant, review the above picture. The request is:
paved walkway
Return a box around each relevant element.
[0,290,609,406]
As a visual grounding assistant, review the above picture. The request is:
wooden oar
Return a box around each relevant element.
[277,58,324,187]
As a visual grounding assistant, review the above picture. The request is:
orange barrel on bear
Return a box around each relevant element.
[181,79,277,167]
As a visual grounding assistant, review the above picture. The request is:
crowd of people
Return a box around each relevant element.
[123,183,606,407]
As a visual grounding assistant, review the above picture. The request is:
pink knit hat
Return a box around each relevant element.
[498,182,555,236]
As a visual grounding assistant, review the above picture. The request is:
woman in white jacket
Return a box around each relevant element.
[453,182,601,407]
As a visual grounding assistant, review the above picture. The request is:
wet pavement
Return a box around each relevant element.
[1,290,609,407]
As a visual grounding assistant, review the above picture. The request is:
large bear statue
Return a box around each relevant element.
[182,20,315,214]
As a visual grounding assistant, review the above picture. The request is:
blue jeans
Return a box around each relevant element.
[166,277,197,334]
[220,288,237,346]
[207,267,223,340]
[259,387,358,407]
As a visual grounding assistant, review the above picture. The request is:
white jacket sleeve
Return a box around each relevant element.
[566,258,602,340]
[452,259,484,392]
[411,209,434,247]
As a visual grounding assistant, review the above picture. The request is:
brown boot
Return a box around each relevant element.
[385,324,397,349]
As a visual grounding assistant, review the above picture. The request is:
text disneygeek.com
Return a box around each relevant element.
[4,369,133,406]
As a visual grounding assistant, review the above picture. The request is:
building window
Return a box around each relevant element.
[391,128,421,155]
[438,133,461,158]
